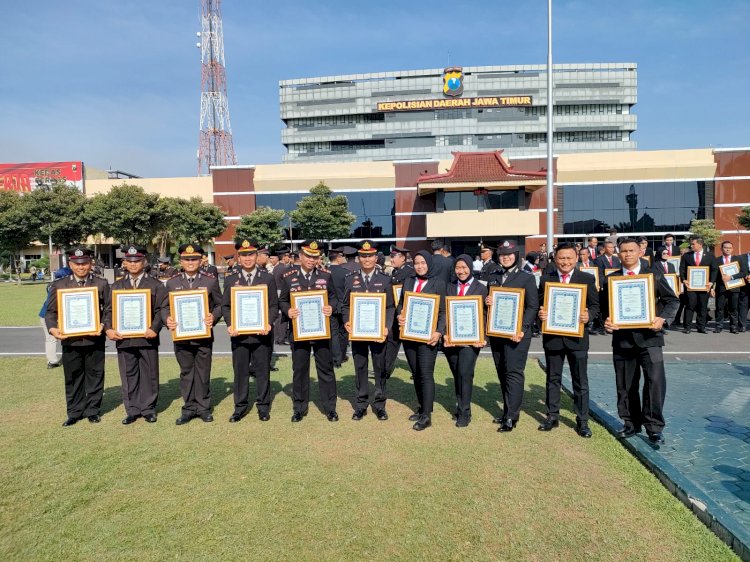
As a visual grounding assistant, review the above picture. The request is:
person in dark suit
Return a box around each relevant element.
[485,240,539,432]
[662,234,680,259]
[164,243,223,425]
[537,243,598,437]
[637,236,654,266]
[104,245,166,425]
[396,250,446,431]
[651,246,677,275]
[221,239,279,422]
[443,254,488,428]
[603,238,679,445]
[272,248,293,345]
[384,246,414,378]
[327,248,349,368]
[199,254,218,277]
[737,250,750,332]
[342,240,395,421]
[714,240,747,333]
[477,243,501,282]
[429,239,453,284]
[46,247,111,426]
[278,240,339,422]
[151,256,178,281]
[679,236,717,334]
[594,240,621,274]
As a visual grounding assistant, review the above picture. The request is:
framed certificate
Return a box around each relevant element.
[541,282,586,337]
[400,291,439,343]
[57,287,101,337]
[392,284,403,305]
[720,262,746,290]
[643,255,652,266]
[169,289,211,341]
[445,296,484,345]
[349,292,386,341]
[604,268,619,276]
[667,257,681,272]
[687,266,710,291]
[290,290,330,341]
[230,285,269,335]
[486,287,524,339]
[579,266,600,290]
[608,274,656,329]
[112,289,151,338]
[663,273,681,295]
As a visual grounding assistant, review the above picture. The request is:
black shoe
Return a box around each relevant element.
[697,328,707,334]
[739,326,746,333]
[413,415,431,431]
[576,422,593,438]
[47,361,61,369]
[144,413,157,423]
[62,417,79,427]
[200,413,214,423]
[617,424,641,438]
[731,328,738,334]
[229,412,245,423]
[291,412,304,423]
[375,409,388,421]
[498,419,517,432]
[408,412,422,422]
[682,329,691,334]
[258,413,270,422]
[352,409,367,421]
[175,413,195,426]
[492,416,504,424]
[455,416,470,428]
[648,432,665,445]
[333,362,342,368]
[122,415,139,425]
[598,328,606,335]
[341,356,349,363]
[714,328,722,334]
[270,366,279,372]
[538,417,559,431]
[327,411,339,422]
[87,415,101,423]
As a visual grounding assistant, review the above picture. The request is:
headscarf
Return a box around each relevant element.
[454,254,474,283]
[654,246,668,262]
[414,250,433,280]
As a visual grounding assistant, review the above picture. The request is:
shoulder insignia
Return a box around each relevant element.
[283,269,297,278]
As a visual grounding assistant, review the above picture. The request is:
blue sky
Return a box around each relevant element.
[1,0,748,177]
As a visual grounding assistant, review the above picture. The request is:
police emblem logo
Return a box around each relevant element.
[443,66,464,98]
[503,241,510,248]
[186,245,194,254]
[128,247,137,255]
[363,241,371,250]
[75,249,83,257]
[242,240,250,248]
[310,241,318,250]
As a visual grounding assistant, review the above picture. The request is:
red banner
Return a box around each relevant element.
[0,161,84,192]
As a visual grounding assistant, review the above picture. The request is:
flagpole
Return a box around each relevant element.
[545,0,555,253]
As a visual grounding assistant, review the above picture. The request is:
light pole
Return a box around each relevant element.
[545,0,555,253]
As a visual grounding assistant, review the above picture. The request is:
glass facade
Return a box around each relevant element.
[562,181,712,235]
[443,190,520,211]
[254,190,396,239]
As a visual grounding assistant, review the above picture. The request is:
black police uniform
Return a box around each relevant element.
[384,262,414,377]
[328,256,350,367]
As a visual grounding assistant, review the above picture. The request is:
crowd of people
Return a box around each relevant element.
[42,231,749,446]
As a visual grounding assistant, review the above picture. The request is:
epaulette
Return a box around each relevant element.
[345,270,357,277]
[168,273,181,280]
[283,269,296,278]
[199,272,216,279]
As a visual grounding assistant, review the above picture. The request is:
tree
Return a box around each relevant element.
[738,207,750,231]
[85,184,161,246]
[290,182,356,242]
[0,191,37,280]
[688,219,721,248]
[234,206,285,246]
[153,196,185,257]
[24,179,88,250]
[171,197,227,246]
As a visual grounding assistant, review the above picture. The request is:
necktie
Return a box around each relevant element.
[725,256,730,265]
[607,256,612,267]
[459,282,467,296]
[78,279,85,287]
[305,273,311,285]
[627,271,635,276]
[415,279,425,293]
[668,247,672,256]
[561,273,569,284]
[696,253,702,265]
[188,276,194,287]
[364,274,370,289]
[131,277,137,289]
[664,263,668,273]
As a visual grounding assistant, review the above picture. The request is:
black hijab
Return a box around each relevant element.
[414,250,433,280]
[454,254,474,283]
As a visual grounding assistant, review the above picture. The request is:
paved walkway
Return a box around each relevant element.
[563,360,750,560]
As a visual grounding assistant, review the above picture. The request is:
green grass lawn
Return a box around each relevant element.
[0,356,737,561]
[0,282,48,326]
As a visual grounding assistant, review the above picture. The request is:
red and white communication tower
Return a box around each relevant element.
[197,0,236,175]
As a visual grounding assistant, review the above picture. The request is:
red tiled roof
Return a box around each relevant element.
[417,151,547,184]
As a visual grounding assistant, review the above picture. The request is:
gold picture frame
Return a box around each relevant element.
[348,292,387,342]
[400,291,440,344]
[169,289,211,341]
[230,285,269,335]
[686,266,710,292]
[111,289,152,338]
[290,290,331,341]
[57,287,101,337]
[485,286,525,339]
[541,282,586,337]
[607,273,656,329]
[445,295,484,345]
[579,266,600,291]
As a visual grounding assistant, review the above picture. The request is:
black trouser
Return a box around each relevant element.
[290,339,337,414]
[674,292,688,325]
[329,313,346,365]
[403,341,438,416]
[61,343,105,418]
[715,290,740,329]
[544,348,589,423]
[384,320,402,377]
[739,288,750,329]
[444,345,480,418]
[352,340,387,411]
[489,336,531,422]
[117,346,159,416]
[685,291,709,330]
[613,345,666,434]
[273,315,288,345]
[231,338,272,416]
[174,342,213,416]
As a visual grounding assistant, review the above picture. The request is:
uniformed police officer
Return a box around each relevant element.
[104,245,167,424]
[342,240,395,420]
[151,256,178,281]
[221,239,279,422]
[199,254,219,277]
[272,248,293,345]
[384,246,413,378]
[223,253,241,276]
[46,247,111,426]
[477,242,501,283]
[328,248,349,367]
[164,243,223,425]
[278,240,339,422]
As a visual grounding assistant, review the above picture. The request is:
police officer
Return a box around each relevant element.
[477,242,501,283]
[164,244,223,425]
[342,240,395,421]
[223,253,241,276]
[278,240,339,422]
[199,254,219,277]
[221,239,279,422]
[328,248,349,368]
[384,246,413,378]
[46,247,110,426]
[151,256,178,281]
[485,240,539,432]
[272,248,293,345]
[104,245,167,424]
